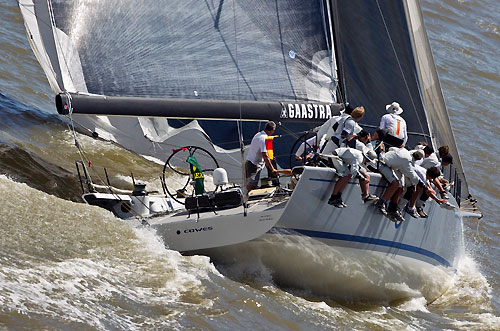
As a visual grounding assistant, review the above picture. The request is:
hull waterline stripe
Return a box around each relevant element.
[272,227,451,267]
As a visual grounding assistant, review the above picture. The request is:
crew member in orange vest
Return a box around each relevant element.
[245,121,278,190]
[379,101,407,148]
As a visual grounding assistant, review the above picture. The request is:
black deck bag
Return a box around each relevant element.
[185,193,214,211]
[213,188,243,209]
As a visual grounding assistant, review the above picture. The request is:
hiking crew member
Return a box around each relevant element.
[326,147,378,208]
[375,148,422,222]
[326,106,369,207]
[404,166,448,218]
[379,101,408,148]
[417,145,451,199]
[321,106,364,155]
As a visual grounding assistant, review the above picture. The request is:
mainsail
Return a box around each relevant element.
[19,0,341,177]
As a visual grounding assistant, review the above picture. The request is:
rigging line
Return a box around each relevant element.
[154,140,243,169]
[276,122,305,142]
[203,0,257,100]
[274,0,296,99]
[361,123,431,138]
[374,0,427,135]
[232,0,248,213]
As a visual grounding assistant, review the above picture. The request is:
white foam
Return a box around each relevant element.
[432,254,491,309]
[0,175,224,328]
[200,230,458,305]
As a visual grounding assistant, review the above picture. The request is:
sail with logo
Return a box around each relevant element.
[18,0,345,181]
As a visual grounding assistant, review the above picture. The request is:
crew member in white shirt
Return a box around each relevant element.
[375,148,422,222]
[404,165,448,218]
[379,101,408,148]
[326,107,367,207]
[245,121,278,190]
[321,106,364,155]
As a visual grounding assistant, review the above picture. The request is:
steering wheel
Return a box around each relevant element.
[162,146,219,204]
[288,132,321,169]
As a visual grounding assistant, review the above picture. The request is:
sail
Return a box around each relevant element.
[333,0,430,144]
[332,0,469,198]
[19,0,469,199]
[404,0,469,198]
[19,0,340,178]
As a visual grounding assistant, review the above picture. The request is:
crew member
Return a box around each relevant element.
[245,121,278,190]
[321,106,364,155]
[404,166,448,218]
[379,101,408,148]
[375,148,421,222]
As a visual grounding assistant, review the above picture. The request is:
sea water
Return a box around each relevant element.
[1,0,499,329]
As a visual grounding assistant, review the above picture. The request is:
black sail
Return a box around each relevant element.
[333,0,468,197]
[20,0,340,175]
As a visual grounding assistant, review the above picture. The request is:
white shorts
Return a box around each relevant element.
[329,155,349,177]
[329,155,363,178]
[379,164,405,187]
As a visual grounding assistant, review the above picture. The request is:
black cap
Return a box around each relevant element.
[358,129,369,138]
[345,103,356,115]
[442,154,453,164]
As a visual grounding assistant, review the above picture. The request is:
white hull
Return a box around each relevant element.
[276,167,464,269]
[195,166,464,301]
[126,199,287,252]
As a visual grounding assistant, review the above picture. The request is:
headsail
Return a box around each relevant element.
[332,0,469,198]
[404,0,469,198]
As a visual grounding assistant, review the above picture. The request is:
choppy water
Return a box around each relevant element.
[1,0,499,329]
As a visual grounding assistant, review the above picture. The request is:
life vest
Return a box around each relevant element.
[265,136,276,160]
[383,114,405,147]
[330,115,356,148]
[385,114,405,139]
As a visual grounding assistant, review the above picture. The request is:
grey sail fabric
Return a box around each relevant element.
[333,0,430,145]
[404,0,469,198]
[19,0,339,180]
[48,0,337,103]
